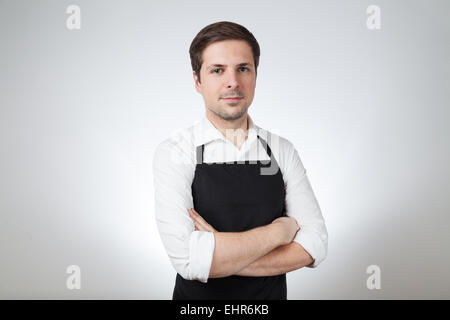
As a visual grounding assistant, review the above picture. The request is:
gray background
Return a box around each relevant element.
[1,0,449,299]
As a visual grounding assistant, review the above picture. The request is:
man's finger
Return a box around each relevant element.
[195,222,206,231]
[189,209,207,230]
[193,214,212,231]
[190,209,211,226]
[188,208,216,232]
[193,219,209,232]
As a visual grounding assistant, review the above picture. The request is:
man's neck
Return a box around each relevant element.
[206,110,249,150]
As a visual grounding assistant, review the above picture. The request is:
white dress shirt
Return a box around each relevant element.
[153,115,328,283]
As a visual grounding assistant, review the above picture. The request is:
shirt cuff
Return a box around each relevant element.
[293,227,328,268]
[188,230,215,283]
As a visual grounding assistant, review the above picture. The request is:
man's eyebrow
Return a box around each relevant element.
[206,63,253,70]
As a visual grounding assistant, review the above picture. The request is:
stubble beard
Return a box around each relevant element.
[208,103,248,121]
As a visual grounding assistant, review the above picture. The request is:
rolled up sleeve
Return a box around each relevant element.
[153,139,215,283]
[283,145,328,268]
[188,231,215,282]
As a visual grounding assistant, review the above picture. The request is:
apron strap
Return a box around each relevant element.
[257,134,273,159]
[196,144,204,165]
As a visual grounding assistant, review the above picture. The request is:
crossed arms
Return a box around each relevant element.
[188,208,314,278]
[153,138,328,283]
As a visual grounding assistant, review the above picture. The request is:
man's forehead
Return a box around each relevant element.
[202,40,253,58]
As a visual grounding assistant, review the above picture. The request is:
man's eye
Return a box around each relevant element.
[211,67,249,74]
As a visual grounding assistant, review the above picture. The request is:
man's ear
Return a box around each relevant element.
[193,71,202,94]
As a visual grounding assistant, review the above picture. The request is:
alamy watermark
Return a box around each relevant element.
[166,124,281,176]
[66,5,81,30]
[66,264,81,290]
[366,264,381,290]
[366,5,381,30]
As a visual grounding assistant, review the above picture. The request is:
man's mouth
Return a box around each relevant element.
[222,97,243,102]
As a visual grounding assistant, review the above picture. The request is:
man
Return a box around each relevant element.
[153,21,328,300]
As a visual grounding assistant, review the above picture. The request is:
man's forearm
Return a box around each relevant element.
[208,224,285,278]
[234,241,314,277]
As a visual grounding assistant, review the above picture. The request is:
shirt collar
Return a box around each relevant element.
[193,114,259,147]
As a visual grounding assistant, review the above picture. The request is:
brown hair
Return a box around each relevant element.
[189,21,260,83]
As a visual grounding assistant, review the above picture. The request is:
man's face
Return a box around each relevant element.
[194,39,256,121]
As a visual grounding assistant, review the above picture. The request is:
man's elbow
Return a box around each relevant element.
[293,228,328,269]
[304,249,315,267]
[173,230,215,282]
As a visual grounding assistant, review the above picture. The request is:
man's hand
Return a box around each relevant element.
[188,208,218,233]
[270,216,300,245]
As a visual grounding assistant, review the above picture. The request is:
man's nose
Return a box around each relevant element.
[224,70,240,89]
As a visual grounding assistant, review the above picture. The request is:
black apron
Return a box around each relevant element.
[173,134,287,300]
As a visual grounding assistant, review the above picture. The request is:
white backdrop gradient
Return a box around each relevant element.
[0,0,449,299]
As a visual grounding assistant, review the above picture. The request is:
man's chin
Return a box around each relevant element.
[221,110,247,121]
[208,104,248,121]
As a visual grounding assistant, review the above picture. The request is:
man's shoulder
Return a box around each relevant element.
[254,125,303,175]
[254,125,296,155]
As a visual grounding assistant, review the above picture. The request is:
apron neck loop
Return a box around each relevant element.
[196,135,273,165]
